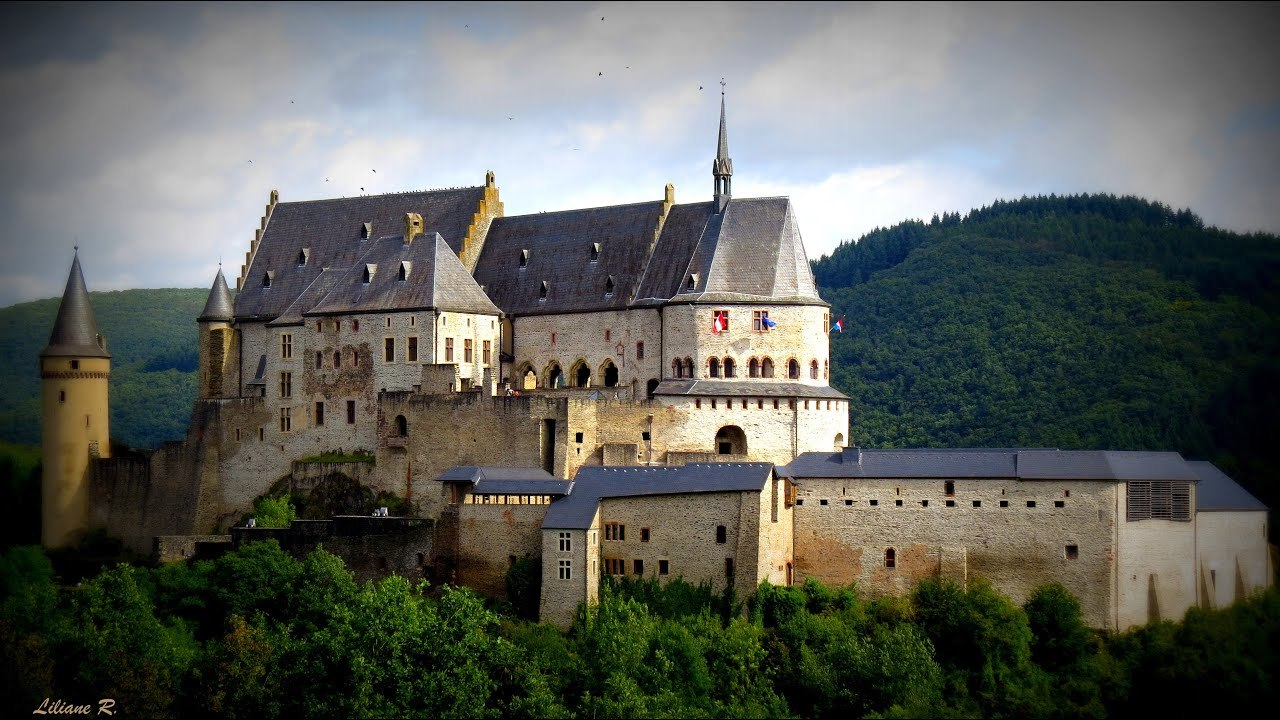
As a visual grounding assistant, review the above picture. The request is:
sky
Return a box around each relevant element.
[0,1,1277,308]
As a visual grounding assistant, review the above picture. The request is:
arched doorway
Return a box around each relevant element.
[715,425,747,455]
[601,359,619,387]
[646,378,659,399]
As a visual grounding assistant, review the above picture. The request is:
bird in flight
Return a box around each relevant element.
[361,187,365,191]
[698,86,703,90]
[372,169,376,173]
[290,100,294,104]
[247,160,253,164]
[508,116,514,120]
[325,177,331,182]
[598,71,603,77]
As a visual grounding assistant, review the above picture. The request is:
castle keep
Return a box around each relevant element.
[41,99,1270,630]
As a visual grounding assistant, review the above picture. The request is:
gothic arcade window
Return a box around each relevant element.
[749,358,760,378]
[810,360,819,379]
[723,357,736,378]
[787,359,800,379]
[683,357,694,378]
[709,357,721,378]
[762,357,775,378]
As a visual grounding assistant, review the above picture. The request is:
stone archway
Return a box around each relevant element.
[834,433,844,451]
[546,362,563,389]
[646,378,659,399]
[715,425,747,455]
[600,359,619,387]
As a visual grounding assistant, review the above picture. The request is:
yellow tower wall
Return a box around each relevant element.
[41,355,111,548]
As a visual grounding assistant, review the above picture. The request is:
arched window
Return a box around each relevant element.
[788,359,800,379]
[297,249,308,266]
[519,249,529,268]
[723,357,736,378]
[749,358,760,378]
[709,357,721,378]
[672,358,683,378]
[547,363,563,389]
[715,425,747,455]
[570,359,591,388]
[834,433,844,451]
[601,359,619,387]
[334,351,341,369]
[810,360,819,379]
[394,415,408,437]
[762,358,775,378]
[683,357,694,379]
[522,368,537,390]
[884,547,896,569]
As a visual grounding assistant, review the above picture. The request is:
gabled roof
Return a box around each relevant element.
[305,233,499,317]
[42,251,109,358]
[782,448,1200,481]
[235,187,484,321]
[437,466,573,496]
[543,462,773,529]
[1189,461,1268,511]
[473,200,665,315]
[198,268,235,322]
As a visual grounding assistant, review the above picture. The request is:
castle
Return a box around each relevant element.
[39,98,1271,630]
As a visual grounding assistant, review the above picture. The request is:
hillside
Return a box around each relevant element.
[813,193,1280,515]
[0,288,205,449]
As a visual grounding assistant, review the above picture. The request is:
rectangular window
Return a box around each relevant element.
[384,337,395,362]
[259,427,264,441]
[386,316,392,328]
[605,522,625,541]
[464,339,473,363]
[973,500,982,507]
[1126,481,1191,521]
[558,559,572,580]
[659,559,669,575]
[280,333,293,359]
[235,428,241,442]
[408,337,418,362]
[409,315,416,327]
[445,337,454,362]
[483,340,491,365]
[279,371,292,398]
[725,557,735,585]
[1027,500,1036,508]
[869,499,878,506]
[753,310,771,332]
[558,531,572,552]
[633,559,644,575]
[279,407,291,433]
[347,400,356,424]
[640,527,650,543]
[315,401,324,426]
[716,525,727,543]
[1054,500,1065,508]
[316,351,323,369]
[1065,545,1079,560]
[999,500,1009,508]
[636,342,644,360]
[825,313,830,333]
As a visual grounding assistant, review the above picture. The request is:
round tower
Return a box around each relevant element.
[40,249,111,548]
[197,267,237,398]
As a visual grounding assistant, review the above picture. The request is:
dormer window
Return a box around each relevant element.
[363,264,377,284]
[398,262,411,282]
[590,242,601,262]
[604,275,615,296]
[686,273,699,291]
[297,248,310,266]
[539,281,549,301]
[519,249,529,269]
[262,270,274,288]
[361,222,373,240]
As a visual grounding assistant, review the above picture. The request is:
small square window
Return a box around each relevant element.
[633,559,643,575]
[869,499,879,506]
[640,528,650,542]
[945,499,956,507]
[819,499,828,506]
[1054,500,1065,508]
[1027,500,1037,508]
[999,500,1009,508]
[659,559,669,575]
[1065,545,1079,560]
[973,500,982,508]
[845,499,853,506]
[575,432,584,443]
[895,499,903,507]
[921,500,929,507]
[796,498,804,506]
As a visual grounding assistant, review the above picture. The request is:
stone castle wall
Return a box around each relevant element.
[661,303,832,386]
[510,309,662,391]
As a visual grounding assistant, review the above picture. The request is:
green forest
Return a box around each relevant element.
[813,193,1280,523]
[0,287,205,450]
[2,541,1276,718]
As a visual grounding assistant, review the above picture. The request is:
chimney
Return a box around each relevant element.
[403,212,424,244]
[841,444,861,465]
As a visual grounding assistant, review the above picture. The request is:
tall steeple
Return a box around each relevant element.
[713,79,733,213]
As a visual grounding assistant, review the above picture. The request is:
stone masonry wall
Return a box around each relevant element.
[792,476,1118,628]
[511,309,662,392]
[1115,481,1197,629]
[661,303,831,387]
[455,502,551,597]
[540,509,598,629]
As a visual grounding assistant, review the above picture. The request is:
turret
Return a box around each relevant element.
[198,266,238,398]
[713,81,733,214]
[40,249,110,548]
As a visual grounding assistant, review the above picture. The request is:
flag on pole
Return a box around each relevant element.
[761,315,777,329]
[831,315,845,333]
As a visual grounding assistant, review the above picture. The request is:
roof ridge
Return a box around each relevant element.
[277,186,484,207]
[500,197,664,220]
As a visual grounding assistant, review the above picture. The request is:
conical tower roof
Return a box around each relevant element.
[199,267,235,322]
[41,249,110,358]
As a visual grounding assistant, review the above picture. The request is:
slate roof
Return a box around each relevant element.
[199,268,235,322]
[305,233,499,318]
[473,200,666,315]
[542,462,773,529]
[235,187,484,321]
[781,448,1200,481]
[1189,461,1269,511]
[653,379,849,399]
[43,251,109,358]
[475,196,824,316]
[437,466,573,496]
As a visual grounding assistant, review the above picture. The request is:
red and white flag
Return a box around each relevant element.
[712,311,725,334]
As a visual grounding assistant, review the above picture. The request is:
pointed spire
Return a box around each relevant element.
[42,248,109,358]
[199,266,235,322]
[713,78,733,212]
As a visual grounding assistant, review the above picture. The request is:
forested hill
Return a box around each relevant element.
[0,288,205,449]
[813,193,1280,515]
